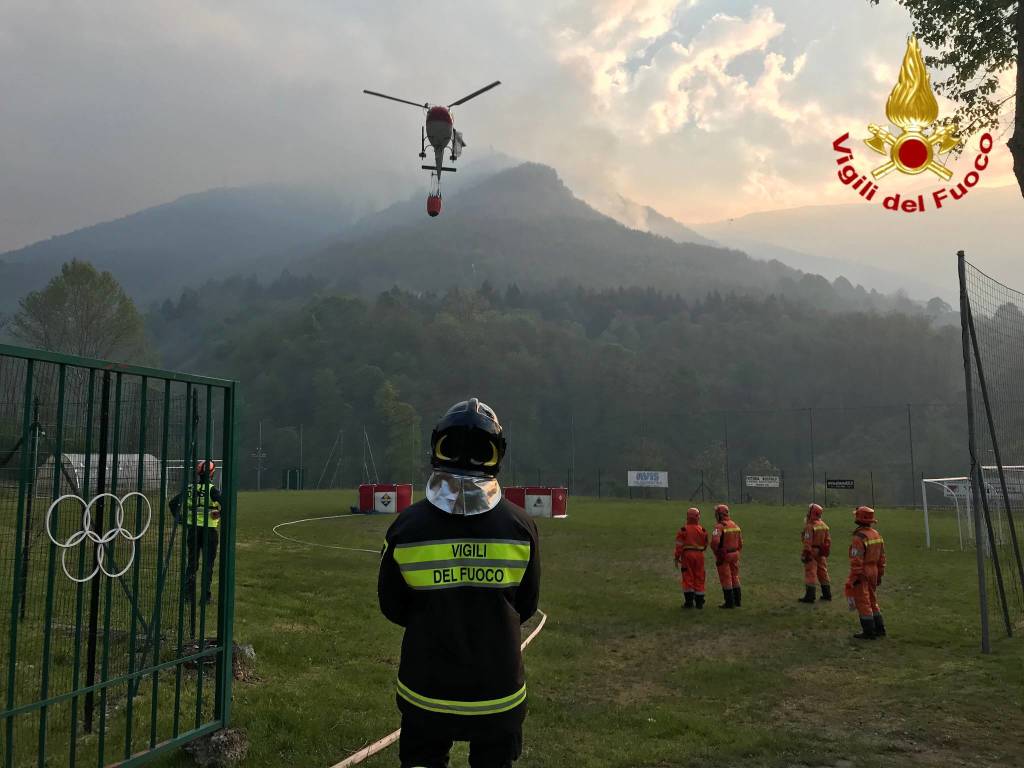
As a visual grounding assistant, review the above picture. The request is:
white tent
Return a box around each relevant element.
[38,454,163,493]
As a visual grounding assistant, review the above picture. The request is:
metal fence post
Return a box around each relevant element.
[4,358,34,766]
[907,403,917,508]
[808,408,816,503]
[723,412,731,504]
[959,251,992,653]
[84,369,112,734]
[18,397,41,621]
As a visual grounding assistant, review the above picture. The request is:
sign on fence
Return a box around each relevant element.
[942,482,969,500]
[627,470,668,488]
[745,475,780,488]
[826,478,855,490]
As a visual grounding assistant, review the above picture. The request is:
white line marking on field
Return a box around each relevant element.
[271,513,379,553]
[327,610,549,768]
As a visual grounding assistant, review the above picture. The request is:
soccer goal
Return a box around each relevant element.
[922,466,1024,552]
[921,476,972,551]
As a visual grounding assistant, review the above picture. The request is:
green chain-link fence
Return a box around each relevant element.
[0,343,238,767]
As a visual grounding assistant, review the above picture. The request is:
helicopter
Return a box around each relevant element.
[362,80,501,216]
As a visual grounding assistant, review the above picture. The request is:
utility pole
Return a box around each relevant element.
[251,420,267,491]
[723,411,731,504]
[569,413,576,496]
[809,408,816,503]
[907,404,917,508]
[279,424,305,489]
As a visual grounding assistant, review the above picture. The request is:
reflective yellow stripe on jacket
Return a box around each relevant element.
[392,538,531,591]
[396,679,527,716]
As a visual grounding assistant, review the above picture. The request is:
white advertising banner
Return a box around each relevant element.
[627,470,669,488]
[943,480,1022,501]
[745,475,780,488]
[526,493,552,518]
[942,482,969,501]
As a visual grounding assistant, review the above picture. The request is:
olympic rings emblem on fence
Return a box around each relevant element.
[45,492,153,582]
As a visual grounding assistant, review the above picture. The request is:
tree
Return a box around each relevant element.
[374,381,423,483]
[11,260,149,361]
[869,1,1023,196]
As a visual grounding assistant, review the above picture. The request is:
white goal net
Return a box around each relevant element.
[922,465,1024,552]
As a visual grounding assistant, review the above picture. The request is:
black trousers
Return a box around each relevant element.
[184,525,219,597]
[398,702,524,768]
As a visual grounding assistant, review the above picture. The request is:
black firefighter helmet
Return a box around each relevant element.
[430,398,506,477]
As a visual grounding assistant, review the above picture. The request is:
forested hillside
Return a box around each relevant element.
[148,278,967,501]
[6,158,970,504]
[298,163,929,314]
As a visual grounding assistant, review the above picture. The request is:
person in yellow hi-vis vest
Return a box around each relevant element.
[170,460,223,605]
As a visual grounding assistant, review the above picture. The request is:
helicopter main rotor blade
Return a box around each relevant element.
[448,80,501,107]
[363,89,428,109]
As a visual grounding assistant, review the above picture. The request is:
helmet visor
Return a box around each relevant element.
[433,427,501,470]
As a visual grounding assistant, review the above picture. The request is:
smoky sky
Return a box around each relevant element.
[1,0,1017,253]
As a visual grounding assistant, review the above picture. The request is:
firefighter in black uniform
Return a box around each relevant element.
[378,398,541,768]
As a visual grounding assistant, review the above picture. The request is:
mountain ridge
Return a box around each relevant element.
[0,184,360,311]
[296,162,922,314]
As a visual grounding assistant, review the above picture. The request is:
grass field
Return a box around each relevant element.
[152,490,1024,768]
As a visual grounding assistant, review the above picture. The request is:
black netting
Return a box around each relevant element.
[498,401,965,509]
[961,256,1024,644]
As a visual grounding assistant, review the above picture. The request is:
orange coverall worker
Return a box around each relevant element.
[844,506,886,640]
[798,504,832,603]
[674,507,708,609]
[711,504,742,609]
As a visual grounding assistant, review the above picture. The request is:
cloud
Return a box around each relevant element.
[557,0,687,107]
[1,0,1014,255]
